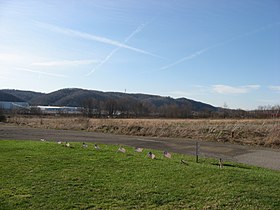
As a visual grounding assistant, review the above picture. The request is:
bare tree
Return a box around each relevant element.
[105,99,117,117]
[82,98,95,117]
[0,107,6,122]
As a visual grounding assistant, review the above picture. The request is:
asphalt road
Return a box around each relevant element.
[1,124,279,170]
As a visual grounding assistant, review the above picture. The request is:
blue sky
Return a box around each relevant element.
[0,0,279,110]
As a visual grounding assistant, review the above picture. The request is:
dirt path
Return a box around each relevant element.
[1,124,279,170]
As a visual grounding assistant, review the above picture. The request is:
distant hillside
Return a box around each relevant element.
[0,88,218,115]
[1,89,44,102]
[0,90,25,102]
[30,89,113,107]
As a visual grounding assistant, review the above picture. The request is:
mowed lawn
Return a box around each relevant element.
[0,140,279,209]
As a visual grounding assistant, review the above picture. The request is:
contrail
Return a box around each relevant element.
[160,48,209,71]
[124,23,146,42]
[15,67,68,78]
[159,22,280,71]
[35,21,159,58]
[86,23,148,76]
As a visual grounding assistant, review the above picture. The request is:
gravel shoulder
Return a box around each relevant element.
[1,124,279,170]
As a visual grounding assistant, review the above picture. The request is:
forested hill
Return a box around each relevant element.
[1,88,218,115]
[1,89,44,102]
[0,90,25,102]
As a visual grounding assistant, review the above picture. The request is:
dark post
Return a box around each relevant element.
[196,142,199,163]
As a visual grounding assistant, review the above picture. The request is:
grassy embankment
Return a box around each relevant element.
[0,140,280,209]
[8,117,280,148]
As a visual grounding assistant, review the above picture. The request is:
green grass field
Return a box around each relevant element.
[0,140,279,209]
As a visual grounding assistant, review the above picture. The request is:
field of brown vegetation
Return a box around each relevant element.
[7,116,280,148]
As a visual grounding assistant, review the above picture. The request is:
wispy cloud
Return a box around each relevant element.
[35,21,159,58]
[213,85,260,94]
[0,53,23,62]
[160,22,280,71]
[269,86,280,92]
[14,67,68,78]
[30,59,98,67]
[0,75,9,79]
[0,53,32,64]
[86,23,147,76]
[169,85,210,97]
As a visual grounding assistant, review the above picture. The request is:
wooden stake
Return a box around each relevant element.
[196,142,199,163]
[219,158,224,169]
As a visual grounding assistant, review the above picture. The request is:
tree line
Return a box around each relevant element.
[81,97,194,118]
[81,98,280,119]
[1,98,279,119]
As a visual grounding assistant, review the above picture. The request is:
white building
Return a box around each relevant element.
[0,101,30,110]
[36,106,82,114]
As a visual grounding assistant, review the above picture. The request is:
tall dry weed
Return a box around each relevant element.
[7,117,280,148]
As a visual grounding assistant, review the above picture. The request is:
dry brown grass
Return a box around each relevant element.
[8,116,280,148]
